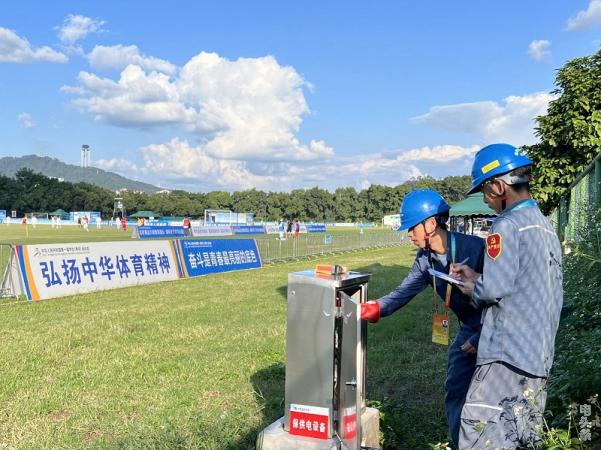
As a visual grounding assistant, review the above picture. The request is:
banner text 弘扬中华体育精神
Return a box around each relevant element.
[12,241,182,301]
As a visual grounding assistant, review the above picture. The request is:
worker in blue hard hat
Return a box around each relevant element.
[451,143,563,449]
[361,189,485,447]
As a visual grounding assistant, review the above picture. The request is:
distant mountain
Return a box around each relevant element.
[0,155,161,194]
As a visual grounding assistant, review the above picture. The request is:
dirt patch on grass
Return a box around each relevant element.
[45,410,72,422]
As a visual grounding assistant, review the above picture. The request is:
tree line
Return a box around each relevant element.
[0,168,471,222]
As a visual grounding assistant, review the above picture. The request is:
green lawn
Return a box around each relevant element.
[0,224,134,245]
[0,228,450,449]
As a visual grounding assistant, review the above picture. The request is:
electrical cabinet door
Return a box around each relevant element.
[338,292,361,450]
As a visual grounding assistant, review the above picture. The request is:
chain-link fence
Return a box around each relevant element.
[550,152,601,242]
[255,230,409,263]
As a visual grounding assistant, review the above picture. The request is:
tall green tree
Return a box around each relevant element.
[333,187,362,222]
[232,189,268,221]
[301,187,335,221]
[525,47,601,214]
[284,189,306,220]
[360,184,395,222]
[204,191,232,211]
[265,192,287,221]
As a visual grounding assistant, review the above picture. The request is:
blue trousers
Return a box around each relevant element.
[445,326,478,448]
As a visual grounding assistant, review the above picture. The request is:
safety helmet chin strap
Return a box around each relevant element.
[421,221,434,268]
[499,191,507,212]
[422,215,446,249]
[421,220,434,251]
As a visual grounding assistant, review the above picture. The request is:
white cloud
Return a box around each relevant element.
[88,45,176,74]
[95,138,286,191]
[412,92,555,146]
[330,154,424,189]
[60,85,86,95]
[528,40,551,61]
[17,112,35,128]
[389,144,479,163]
[94,140,476,192]
[67,49,475,191]
[68,66,193,128]
[93,157,140,173]
[56,14,105,44]
[330,145,477,189]
[566,0,601,31]
[0,27,67,63]
[64,51,333,161]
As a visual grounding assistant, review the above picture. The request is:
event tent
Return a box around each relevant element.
[130,211,158,218]
[49,209,69,218]
[449,193,496,217]
[449,193,496,235]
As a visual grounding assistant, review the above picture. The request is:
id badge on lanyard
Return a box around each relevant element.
[431,232,455,346]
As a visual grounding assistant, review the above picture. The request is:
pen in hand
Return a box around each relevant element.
[450,257,469,280]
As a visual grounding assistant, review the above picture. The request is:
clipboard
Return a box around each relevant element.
[427,268,465,287]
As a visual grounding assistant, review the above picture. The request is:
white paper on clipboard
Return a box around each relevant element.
[427,268,465,286]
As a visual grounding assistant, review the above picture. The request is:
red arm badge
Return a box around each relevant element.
[486,233,502,260]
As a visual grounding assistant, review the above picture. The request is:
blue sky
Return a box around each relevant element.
[1,1,601,192]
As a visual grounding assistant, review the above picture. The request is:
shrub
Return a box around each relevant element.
[546,206,601,447]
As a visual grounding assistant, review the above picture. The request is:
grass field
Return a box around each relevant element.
[0,226,452,449]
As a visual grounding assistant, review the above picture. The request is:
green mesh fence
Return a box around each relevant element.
[552,154,601,242]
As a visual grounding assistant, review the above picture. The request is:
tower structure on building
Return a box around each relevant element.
[80,145,91,168]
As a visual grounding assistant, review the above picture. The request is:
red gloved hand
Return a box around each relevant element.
[361,300,381,323]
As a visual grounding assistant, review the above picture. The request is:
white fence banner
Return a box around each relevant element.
[191,225,233,237]
[12,241,182,301]
[265,225,280,234]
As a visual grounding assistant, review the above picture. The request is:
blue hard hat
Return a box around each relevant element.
[399,189,450,231]
[468,143,533,194]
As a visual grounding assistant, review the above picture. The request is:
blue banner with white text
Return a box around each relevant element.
[138,226,185,238]
[306,224,326,233]
[177,238,262,277]
[232,225,265,235]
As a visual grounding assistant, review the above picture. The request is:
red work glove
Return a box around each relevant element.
[361,300,381,323]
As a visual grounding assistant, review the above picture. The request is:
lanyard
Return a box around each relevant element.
[506,199,537,213]
[432,232,456,312]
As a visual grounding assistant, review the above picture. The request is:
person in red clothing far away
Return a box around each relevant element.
[183,216,191,236]
[121,215,127,231]
[294,219,300,239]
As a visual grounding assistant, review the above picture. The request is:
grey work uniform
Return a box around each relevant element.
[459,199,563,450]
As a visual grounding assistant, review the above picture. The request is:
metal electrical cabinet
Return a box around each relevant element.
[257,269,379,450]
